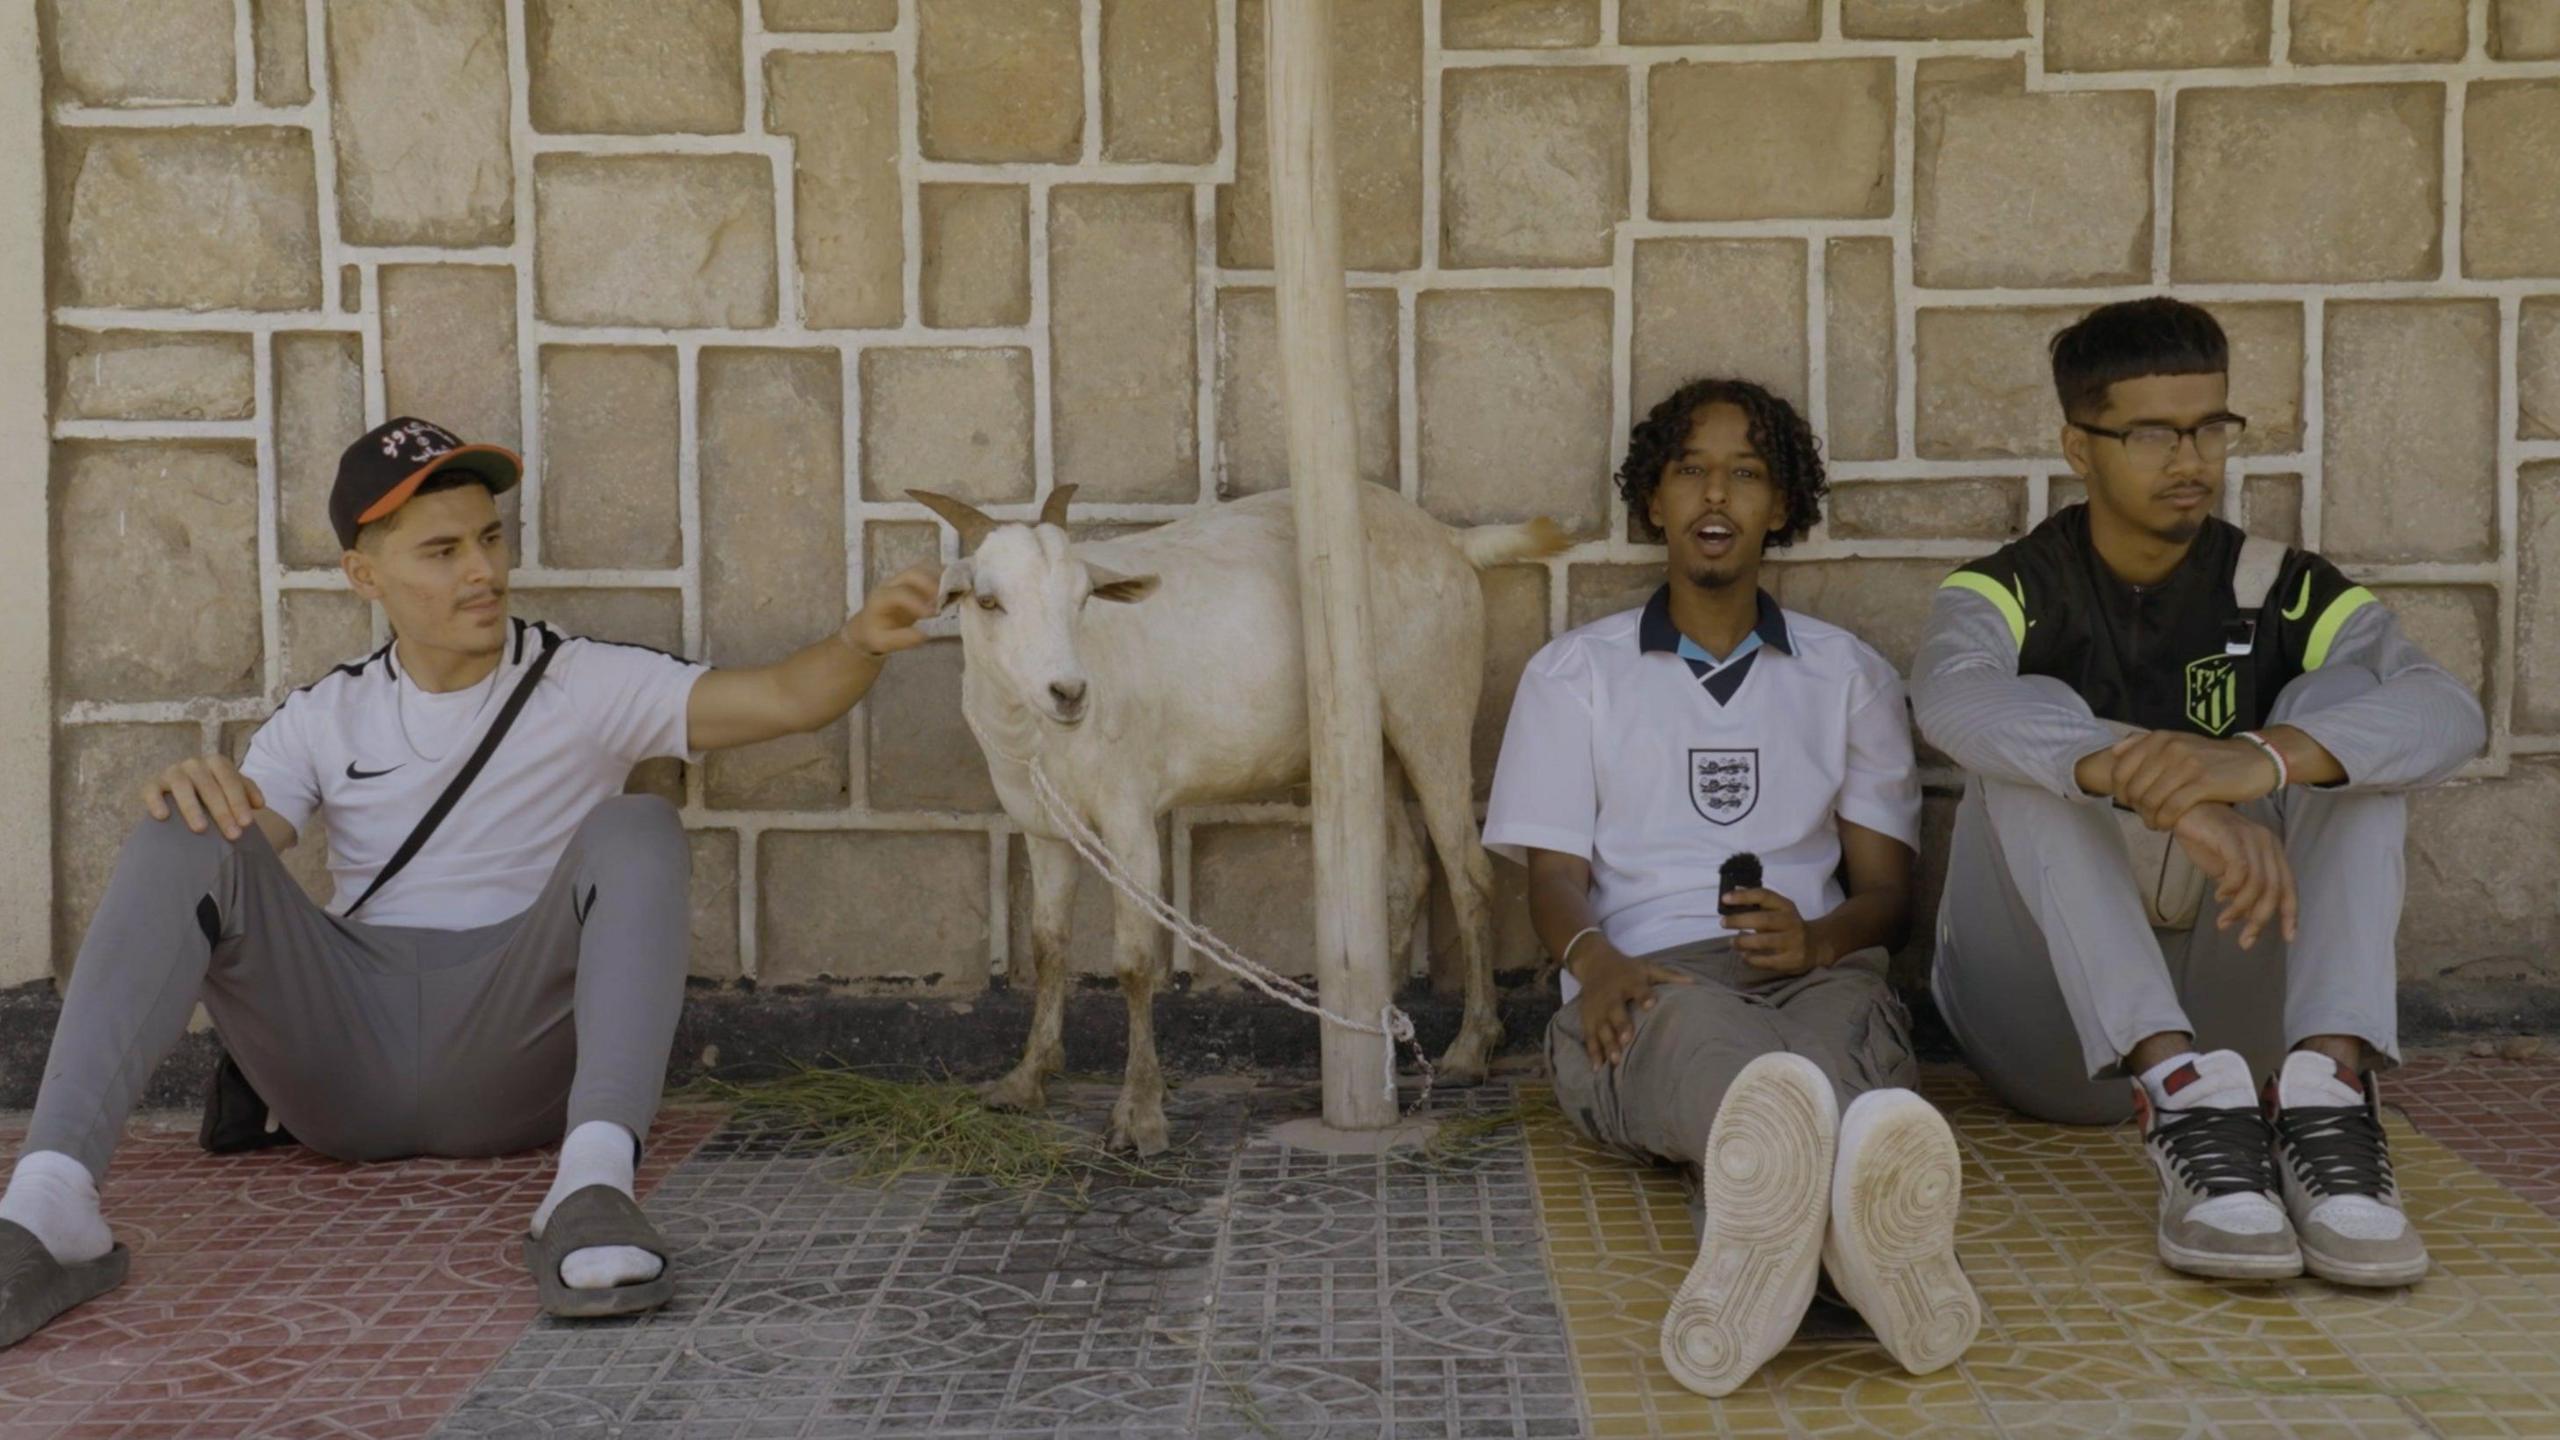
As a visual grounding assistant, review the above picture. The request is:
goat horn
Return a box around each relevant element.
[1038,484,1078,530]
[907,490,998,552]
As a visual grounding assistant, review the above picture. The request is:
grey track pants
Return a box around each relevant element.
[1931,666,2407,1126]
[24,795,692,1180]
[1547,937,1918,1168]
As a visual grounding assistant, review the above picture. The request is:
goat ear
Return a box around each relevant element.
[908,489,998,553]
[1086,564,1160,604]
[937,558,975,612]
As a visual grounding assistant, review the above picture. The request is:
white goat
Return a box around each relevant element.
[910,484,1568,1154]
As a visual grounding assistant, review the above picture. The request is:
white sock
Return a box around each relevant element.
[530,1121,663,1291]
[2277,1049,2365,1110]
[0,1151,114,1265]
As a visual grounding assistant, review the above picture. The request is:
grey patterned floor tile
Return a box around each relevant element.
[434,1078,1568,1439]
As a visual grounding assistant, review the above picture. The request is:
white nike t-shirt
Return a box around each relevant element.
[240,618,707,930]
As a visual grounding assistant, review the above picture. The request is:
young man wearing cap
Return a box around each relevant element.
[1487,378,1980,1398]
[1,417,943,1344]
[1912,298,2486,1288]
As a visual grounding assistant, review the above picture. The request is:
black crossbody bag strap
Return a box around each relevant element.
[345,626,562,918]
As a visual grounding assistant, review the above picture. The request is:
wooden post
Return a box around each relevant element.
[1267,0,1397,1129]
[0,4,49,989]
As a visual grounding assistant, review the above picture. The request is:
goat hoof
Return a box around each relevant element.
[981,1069,1049,1113]
[1435,1026,1503,1088]
[1107,1103,1169,1157]
[1435,1056,1489,1088]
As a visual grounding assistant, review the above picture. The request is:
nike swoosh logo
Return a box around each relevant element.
[2281,573,2314,621]
[345,762,403,780]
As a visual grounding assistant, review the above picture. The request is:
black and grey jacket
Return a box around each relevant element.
[1910,505,2486,797]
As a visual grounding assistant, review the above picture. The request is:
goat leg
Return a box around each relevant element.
[1101,815,1171,1156]
[985,835,1078,1113]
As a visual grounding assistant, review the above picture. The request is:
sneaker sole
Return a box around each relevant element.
[2157,1231,2304,1281]
[1828,1092,1981,1376]
[1659,1053,1836,1399]
[2301,1243,2429,1288]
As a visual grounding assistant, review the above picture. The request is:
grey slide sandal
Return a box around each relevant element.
[0,1218,130,1350]
[522,1184,675,1319]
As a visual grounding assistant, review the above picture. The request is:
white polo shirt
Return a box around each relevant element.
[240,617,707,930]
[1484,587,1920,1001]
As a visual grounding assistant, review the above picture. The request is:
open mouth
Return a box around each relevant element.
[1690,519,1740,559]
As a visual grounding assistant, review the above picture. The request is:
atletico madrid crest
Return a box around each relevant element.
[2185,654,2240,735]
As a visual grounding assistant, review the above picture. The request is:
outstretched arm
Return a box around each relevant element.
[685,565,941,752]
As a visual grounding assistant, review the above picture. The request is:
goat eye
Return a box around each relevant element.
[975,593,1003,613]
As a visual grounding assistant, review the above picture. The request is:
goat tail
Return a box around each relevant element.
[1457,515,1572,570]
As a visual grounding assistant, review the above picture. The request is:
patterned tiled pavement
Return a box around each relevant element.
[0,1109,720,1439]
[3,1050,2560,1437]
[1536,1057,2560,1439]
[435,1079,1571,1440]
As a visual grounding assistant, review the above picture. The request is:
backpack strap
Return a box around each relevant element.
[344,625,563,918]
[2232,534,2288,612]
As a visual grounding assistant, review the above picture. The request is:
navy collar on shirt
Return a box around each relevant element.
[1637,585,1793,706]
[1637,585,1794,658]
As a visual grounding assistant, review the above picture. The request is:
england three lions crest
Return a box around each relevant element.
[1689,748,1759,826]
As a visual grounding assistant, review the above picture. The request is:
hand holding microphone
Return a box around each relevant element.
[1718,852,1762,917]
[1719,851,1822,975]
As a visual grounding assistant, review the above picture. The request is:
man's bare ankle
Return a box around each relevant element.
[2124,1032,2195,1077]
[2292,1035,2367,1072]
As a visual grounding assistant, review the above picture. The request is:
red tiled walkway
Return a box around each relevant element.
[0,1108,718,1440]
[2392,1051,2560,1220]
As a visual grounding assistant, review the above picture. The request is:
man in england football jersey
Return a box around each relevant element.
[2,417,943,1344]
[1912,298,2486,1289]
[1485,378,1981,1397]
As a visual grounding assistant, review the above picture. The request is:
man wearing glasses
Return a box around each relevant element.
[1910,298,2484,1290]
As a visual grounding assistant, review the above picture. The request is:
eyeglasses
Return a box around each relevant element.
[2072,415,2248,469]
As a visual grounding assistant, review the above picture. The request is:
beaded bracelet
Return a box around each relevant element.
[2238,730,2289,791]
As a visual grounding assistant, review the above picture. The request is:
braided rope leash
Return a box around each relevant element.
[999,742,1436,1115]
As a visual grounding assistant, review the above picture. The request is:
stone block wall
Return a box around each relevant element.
[29,0,2560,1000]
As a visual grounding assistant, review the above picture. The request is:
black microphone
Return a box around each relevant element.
[1718,852,1762,917]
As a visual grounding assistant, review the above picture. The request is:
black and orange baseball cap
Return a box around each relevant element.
[330,417,522,550]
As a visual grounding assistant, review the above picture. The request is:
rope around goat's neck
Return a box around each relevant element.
[982,733,1433,1113]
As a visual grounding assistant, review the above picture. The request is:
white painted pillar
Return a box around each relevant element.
[1267,0,1396,1129]
[0,7,53,989]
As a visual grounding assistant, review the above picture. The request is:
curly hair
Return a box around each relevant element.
[1615,378,1826,548]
